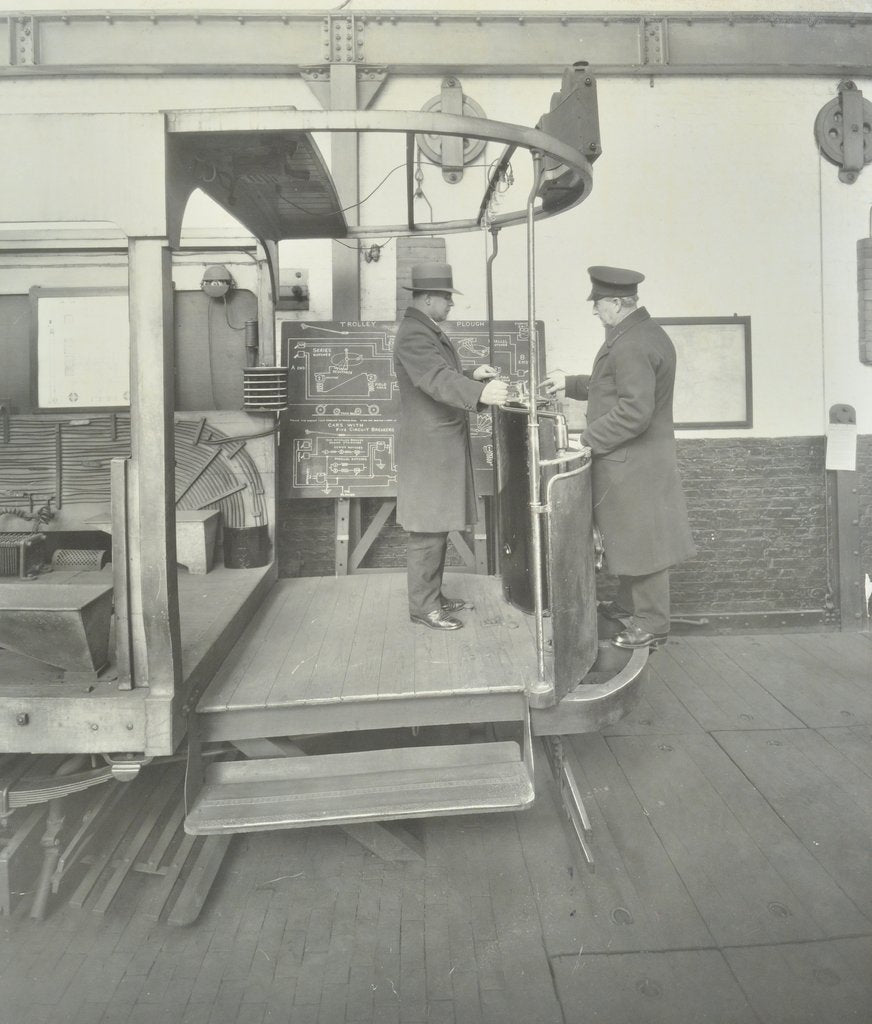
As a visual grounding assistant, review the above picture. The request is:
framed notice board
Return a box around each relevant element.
[31,287,130,411]
[280,319,544,498]
[657,316,752,429]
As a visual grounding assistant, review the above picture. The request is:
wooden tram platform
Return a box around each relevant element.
[0,566,643,838]
[187,573,549,836]
[195,573,539,737]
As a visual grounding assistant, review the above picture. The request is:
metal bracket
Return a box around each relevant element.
[301,65,387,110]
[322,13,365,64]
[417,77,487,183]
[104,754,153,782]
[814,80,872,184]
[641,18,668,66]
[10,16,37,66]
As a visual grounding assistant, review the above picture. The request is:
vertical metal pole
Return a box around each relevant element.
[329,63,362,575]
[486,226,502,572]
[525,153,554,707]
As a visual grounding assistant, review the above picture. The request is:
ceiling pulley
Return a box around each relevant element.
[814,80,872,184]
[417,77,487,183]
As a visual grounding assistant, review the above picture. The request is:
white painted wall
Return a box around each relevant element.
[365,72,872,437]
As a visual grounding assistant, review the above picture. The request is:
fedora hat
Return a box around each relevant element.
[402,262,462,294]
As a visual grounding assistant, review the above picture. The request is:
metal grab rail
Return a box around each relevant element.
[523,154,553,708]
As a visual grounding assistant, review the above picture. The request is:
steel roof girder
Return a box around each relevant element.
[3,11,872,76]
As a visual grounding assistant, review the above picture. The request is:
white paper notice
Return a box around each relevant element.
[825,422,857,471]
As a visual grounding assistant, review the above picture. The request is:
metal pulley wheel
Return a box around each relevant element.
[814,80,872,183]
[417,78,488,182]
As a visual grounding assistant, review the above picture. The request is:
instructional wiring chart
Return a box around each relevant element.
[280,320,543,498]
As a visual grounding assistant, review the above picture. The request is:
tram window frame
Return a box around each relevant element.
[655,315,752,430]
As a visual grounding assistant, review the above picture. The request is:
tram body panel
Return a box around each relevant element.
[544,463,598,701]
[495,406,554,613]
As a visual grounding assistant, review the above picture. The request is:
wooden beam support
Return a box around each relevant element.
[350,499,396,573]
[335,496,361,576]
[127,238,181,697]
[110,456,133,688]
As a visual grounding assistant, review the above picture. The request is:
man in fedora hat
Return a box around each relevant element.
[543,266,695,649]
[394,262,509,630]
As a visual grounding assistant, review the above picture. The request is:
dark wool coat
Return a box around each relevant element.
[566,307,696,576]
[394,307,485,533]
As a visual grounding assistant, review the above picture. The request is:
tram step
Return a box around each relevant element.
[184,741,534,835]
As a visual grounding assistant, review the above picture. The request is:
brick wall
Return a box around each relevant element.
[278,435,872,618]
[670,437,830,615]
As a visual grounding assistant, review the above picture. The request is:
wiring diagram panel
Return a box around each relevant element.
[280,320,543,498]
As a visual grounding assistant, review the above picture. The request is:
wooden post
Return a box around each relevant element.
[127,238,181,694]
[335,498,361,576]
[256,240,277,364]
[110,457,133,688]
[473,494,489,574]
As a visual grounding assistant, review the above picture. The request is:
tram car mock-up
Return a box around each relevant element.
[0,66,647,920]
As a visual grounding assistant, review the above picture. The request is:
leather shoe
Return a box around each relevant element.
[598,601,631,622]
[611,626,668,649]
[440,594,466,613]
[410,610,464,631]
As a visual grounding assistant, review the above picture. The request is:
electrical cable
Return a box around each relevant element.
[335,236,395,253]
[199,425,280,444]
[256,237,278,306]
[221,294,248,331]
[279,160,408,219]
[205,298,219,408]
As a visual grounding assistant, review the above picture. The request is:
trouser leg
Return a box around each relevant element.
[616,576,635,614]
[621,568,670,634]
[407,532,448,618]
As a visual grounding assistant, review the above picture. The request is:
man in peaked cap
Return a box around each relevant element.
[543,266,696,649]
[394,263,509,630]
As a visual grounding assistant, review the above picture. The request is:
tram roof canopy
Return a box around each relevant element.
[165,70,598,242]
[168,127,348,243]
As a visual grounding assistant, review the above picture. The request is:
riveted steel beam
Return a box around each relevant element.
[8,15,37,66]
[1,11,872,77]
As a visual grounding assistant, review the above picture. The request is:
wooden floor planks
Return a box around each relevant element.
[199,573,538,714]
[553,949,761,1024]
[8,616,868,1023]
[515,744,714,955]
[653,636,806,731]
[724,937,872,1024]
[342,575,392,698]
[715,726,872,921]
[705,634,872,727]
[196,575,317,710]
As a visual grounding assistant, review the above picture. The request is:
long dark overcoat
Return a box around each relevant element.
[393,307,485,533]
[566,307,696,576]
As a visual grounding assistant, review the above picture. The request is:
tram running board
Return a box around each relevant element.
[184,741,535,835]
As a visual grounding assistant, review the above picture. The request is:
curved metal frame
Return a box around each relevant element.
[166,107,594,239]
